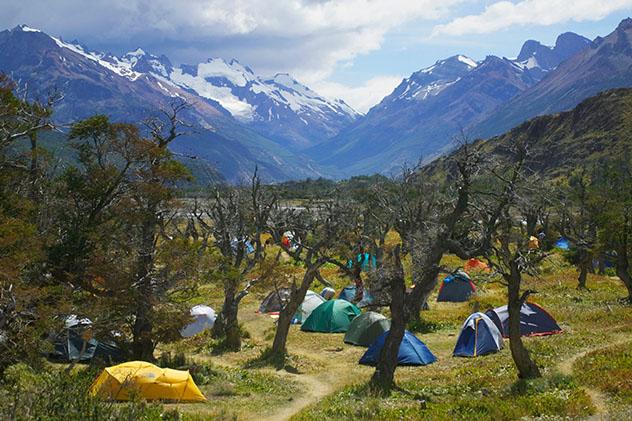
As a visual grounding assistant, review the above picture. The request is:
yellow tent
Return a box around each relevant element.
[90,361,206,402]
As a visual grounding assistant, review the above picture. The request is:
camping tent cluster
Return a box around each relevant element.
[83,297,562,403]
[54,257,564,405]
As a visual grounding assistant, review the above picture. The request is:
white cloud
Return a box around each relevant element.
[432,0,632,37]
[3,0,464,83]
[313,75,403,114]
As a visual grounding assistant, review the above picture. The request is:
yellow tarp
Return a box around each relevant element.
[90,361,206,402]
[528,236,540,250]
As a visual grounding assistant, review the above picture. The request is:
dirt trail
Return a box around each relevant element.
[255,371,333,421]
[555,333,631,420]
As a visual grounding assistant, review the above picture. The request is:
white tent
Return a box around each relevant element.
[293,291,325,324]
[64,314,92,328]
[180,305,216,338]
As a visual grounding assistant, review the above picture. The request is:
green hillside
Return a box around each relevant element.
[427,88,632,179]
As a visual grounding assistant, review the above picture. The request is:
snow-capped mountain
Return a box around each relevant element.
[309,32,593,177]
[373,55,478,111]
[514,32,593,79]
[473,18,632,139]
[18,25,358,151]
[0,24,335,182]
[167,58,358,150]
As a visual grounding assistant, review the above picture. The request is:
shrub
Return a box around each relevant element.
[0,364,170,420]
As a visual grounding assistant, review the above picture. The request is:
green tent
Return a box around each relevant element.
[344,311,391,346]
[301,299,361,333]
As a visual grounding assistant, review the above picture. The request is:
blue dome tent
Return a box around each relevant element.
[359,330,436,366]
[554,237,570,250]
[338,285,357,302]
[453,312,503,357]
[437,271,476,302]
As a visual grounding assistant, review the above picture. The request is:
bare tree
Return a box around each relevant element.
[266,197,361,361]
[554,169,597,289]
[189,170,276,350]
[369,141,483,393]
[461,139,545,379]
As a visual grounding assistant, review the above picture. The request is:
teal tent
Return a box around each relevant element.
[301,299,361,333]
[347,253,377,272]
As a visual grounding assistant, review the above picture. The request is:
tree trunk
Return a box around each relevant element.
[271,270,317,358]
[132,308,154,361]
[132,212,158,361]
[370,253,406,394]
[577,264,588,290]
[615,248,632,303]
[506,269,541,379]
[28,132,38,198]
[213,283,241,350]
[577,248,592,290]
[598,255,606,275]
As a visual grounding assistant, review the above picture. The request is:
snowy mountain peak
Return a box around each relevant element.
[15,24,41,33]
[457,55,478,68]
[2,25,357,150]
[516,33,592,72]
[375,54,478,108]
[265,73,304,90]
[125,48,146,57]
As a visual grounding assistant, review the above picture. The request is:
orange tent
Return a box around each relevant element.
[464,258,489,273]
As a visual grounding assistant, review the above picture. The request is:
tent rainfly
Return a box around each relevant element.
[259,288,292,314]
[453,312,503,357]
[437,271,476,302]
[90,361,206,402]
[359,330,436,366]
[292,290,326,324]
[485,302,562,338]
[49,315,122,364]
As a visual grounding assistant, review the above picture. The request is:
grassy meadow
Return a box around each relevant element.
[151,250,632,420]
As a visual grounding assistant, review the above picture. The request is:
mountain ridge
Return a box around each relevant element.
[469,18,632,141]
[425,88,632,181]
[0,24,355,182]
[308,30,593,178]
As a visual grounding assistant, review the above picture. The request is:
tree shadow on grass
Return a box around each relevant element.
[243,347,303,373]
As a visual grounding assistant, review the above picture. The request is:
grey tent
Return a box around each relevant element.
[259,288,292,313]
[50,317,122,363]
[344,311,391,347]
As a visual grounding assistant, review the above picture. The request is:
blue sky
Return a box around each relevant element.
[3,1,632,112]
[333,13,631,85]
